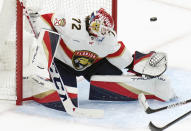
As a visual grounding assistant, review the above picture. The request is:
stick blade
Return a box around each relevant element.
[149,122,163,131]
[63,99,104,118]
[74,108,104,118]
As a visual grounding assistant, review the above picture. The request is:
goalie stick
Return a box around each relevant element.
[49,61,104,118]
[138,93,191,114]
[149,110,191,131]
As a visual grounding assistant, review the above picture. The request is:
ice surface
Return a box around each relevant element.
[1,68,191,131]
[1,0,191,131]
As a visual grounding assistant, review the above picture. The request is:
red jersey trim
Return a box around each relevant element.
[107,41,125,58]
[60,39,74,59]
[59,39,102,64]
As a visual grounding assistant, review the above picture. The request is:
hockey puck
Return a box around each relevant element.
[150,17,157,22]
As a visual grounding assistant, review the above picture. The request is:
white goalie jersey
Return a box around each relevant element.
[34,11,133,71]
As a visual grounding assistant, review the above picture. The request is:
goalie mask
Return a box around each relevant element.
[89,8,114,41]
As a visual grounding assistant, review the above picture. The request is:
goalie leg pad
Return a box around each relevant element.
[89,75,176,102]
[22,76,66,111]
[26,59,78,111]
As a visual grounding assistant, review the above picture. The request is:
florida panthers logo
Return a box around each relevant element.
[72,50,98,71]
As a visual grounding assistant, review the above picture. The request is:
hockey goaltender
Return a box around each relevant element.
[26,8,176,116]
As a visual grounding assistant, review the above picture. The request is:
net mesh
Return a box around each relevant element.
[24,0,112,18]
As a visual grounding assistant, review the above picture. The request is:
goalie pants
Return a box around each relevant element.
[54,57,122,82]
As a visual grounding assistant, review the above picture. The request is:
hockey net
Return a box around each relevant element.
[0,0,117,105]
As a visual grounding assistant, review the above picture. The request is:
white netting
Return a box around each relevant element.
[0,0,17,100]
[0,0,16,71]
[0,0,114,101]
[24,0,112,18]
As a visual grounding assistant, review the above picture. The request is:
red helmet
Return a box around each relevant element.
[89,8,114,41]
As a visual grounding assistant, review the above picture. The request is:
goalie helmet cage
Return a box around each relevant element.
[0,0,118,105]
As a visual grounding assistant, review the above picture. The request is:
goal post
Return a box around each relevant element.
[112,0,117,32]
[16,0,23,105]
[0,0,118,105]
